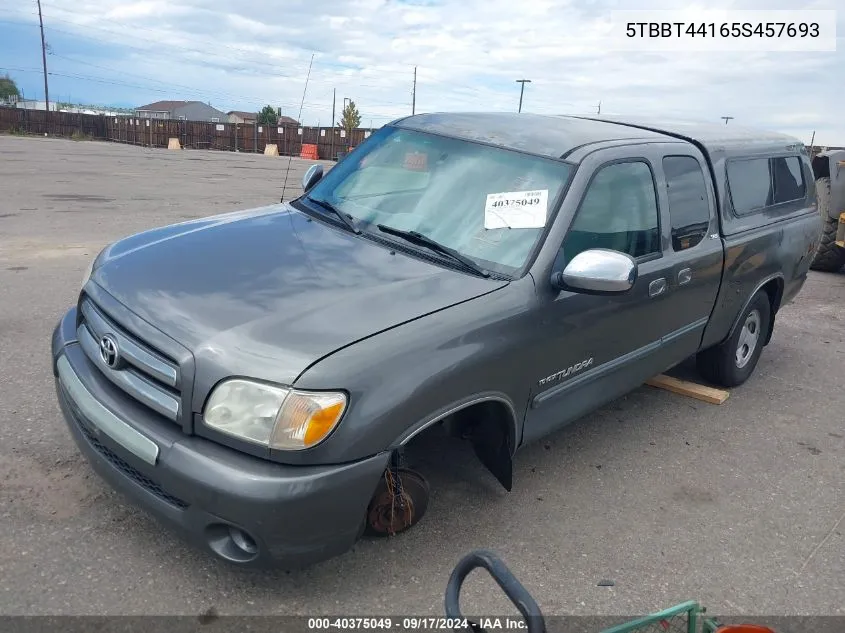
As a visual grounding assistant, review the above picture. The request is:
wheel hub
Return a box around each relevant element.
[365,467,430,537]
[735,309,761,369]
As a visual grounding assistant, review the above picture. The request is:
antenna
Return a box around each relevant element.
[280,53,315,203]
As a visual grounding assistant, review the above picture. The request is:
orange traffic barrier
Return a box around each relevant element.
[300,143,319,160]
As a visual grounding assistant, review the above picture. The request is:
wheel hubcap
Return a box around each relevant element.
[735,309,761,369]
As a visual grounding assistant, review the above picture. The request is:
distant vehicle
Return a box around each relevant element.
[52,113,819,568]
[808,149,845,272]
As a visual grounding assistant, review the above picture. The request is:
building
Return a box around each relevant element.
[227,110,257,124]
[10,99,57,111]
[135,100,226,122]
[278,115,299,126]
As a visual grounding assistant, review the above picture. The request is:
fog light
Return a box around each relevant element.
[229,526,258,555]
[205,523,260,563]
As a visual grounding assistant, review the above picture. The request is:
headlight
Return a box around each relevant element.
[203,379,347,450]
[81,257,95,290]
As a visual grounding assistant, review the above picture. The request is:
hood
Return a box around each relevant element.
[90,203,508,386]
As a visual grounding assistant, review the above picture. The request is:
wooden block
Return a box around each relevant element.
[645,374,730,405]
[167,137,181,150]
[263,143,279,156]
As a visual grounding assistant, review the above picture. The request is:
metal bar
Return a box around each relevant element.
[600,601,701,633]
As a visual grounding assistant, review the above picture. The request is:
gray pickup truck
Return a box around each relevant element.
[51,113,820,568]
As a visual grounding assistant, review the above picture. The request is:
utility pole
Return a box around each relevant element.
[515,79,531,113]
[412,66,417,115]
[721,116,734,125]
[37,0,49,115]
[597,100,601,115]
[331,88,336,160]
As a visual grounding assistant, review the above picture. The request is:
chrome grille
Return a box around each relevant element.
[77,297,182,423]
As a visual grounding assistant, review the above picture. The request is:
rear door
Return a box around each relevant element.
[653,146,724,359]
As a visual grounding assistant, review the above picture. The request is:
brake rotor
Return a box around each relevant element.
[365,467,430,537]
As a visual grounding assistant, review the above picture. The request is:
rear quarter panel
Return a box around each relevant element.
[701,152,820,349]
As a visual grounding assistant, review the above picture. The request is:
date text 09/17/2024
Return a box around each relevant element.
[307,617,529,630]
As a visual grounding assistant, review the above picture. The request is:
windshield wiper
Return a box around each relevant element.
[376,224,490,278]
[306,196,361,234]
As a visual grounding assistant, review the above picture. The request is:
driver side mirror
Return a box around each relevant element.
[301,164,324,193]
[551,248,637,294]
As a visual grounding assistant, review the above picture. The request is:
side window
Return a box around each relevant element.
[663,156,711,251]
[561,161,660,266]
[727,158,772,215]
[727,155,807,215]
[772,156,806,204]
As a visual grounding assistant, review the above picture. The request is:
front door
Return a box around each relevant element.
[522,150,679,445]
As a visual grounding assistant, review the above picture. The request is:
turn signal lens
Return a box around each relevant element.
[270,390,347,450]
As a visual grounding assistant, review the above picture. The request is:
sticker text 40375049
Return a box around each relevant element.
[484,189,549,230]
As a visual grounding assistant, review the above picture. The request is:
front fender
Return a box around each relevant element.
[289,280,537,466]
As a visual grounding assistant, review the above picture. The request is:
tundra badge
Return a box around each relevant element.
[538,358,594,386]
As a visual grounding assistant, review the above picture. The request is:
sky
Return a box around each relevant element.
[0,0,842,143]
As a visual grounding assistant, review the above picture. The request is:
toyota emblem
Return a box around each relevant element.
[99,334,120,368]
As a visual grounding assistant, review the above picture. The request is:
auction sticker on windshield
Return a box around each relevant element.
[484,189,548,229]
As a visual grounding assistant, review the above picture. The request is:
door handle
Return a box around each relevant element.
[677,268,692,286]
[649,278,667,298]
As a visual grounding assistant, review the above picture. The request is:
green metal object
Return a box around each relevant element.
[600,601,705,633]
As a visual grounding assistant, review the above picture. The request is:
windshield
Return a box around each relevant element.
[303,126,573,275]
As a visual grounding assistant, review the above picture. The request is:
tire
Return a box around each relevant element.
[809,177,845,272]
[696,291,772,387]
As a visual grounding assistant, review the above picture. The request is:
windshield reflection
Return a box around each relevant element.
[303,126,573,275]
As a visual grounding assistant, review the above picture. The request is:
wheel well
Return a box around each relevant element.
[761,278,783,345]
[441,399,517,492]
[443,400,516,448]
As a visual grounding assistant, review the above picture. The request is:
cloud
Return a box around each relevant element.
[2,0,842,143]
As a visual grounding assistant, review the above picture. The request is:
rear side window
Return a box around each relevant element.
[727,156,806,215]
[663,156,711,251]
[772,156,806,204]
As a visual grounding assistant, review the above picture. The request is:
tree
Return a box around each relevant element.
[340,100,362,148]
[257,105,277,125]
[0,74,20,102]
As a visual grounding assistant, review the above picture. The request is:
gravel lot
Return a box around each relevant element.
[0,136,843,618]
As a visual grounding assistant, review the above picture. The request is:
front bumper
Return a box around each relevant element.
[52,306,389,568]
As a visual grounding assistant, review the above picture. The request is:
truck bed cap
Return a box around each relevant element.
[393,112,804,161]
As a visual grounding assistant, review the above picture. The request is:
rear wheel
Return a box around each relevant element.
[696,291,772,387]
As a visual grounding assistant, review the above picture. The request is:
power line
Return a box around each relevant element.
[40,19,447,101]
[12,15,499,104]
[46,53,304,109]
[32,7,484,99]
[37,6,422,81]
